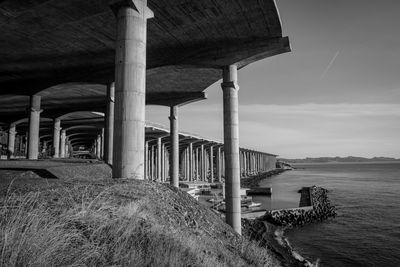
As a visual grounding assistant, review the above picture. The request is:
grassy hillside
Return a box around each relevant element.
[0,178,282,266]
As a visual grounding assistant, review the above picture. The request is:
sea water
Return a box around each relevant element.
[257,162,400,266]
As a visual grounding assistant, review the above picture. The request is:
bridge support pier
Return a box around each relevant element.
[157,137,162,181]
[104,82,115,165]
[217,146,222,182]
[96,134,101,159]
[189,143,193,181]
[60,130,66,158]
[53,119,61,158]
[209,146,214,183]
[111,0,153,179]
[169,105,179,187]
[28,95,41,160]
[221,64,241,235]
[7,124,16,159]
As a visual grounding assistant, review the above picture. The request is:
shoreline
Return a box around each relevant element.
[241,168,334,266]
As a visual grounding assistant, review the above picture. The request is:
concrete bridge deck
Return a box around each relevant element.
[0,0,290,234]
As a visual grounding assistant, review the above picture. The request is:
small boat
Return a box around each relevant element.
[245,202,262,208]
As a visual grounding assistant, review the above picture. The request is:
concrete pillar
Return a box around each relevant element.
[41,141,47,153]
[24,133,28,156]
[104,82,115,165]
[7,124,16,159]
[217,146,222,182]
[209,146,214,183]
[27,95,41,160]
[111,0,153,179]
[60,130,66,158]
[185,148,190,181]
[221,64,241,234]
[157,137,162,181]
[243,151,247,176]
[96,135,101,159]
[222,150,225,178]
[101,128,105,159]
[18,135,24,156]
[52,119,61,158]
[150,145,155,180]
[144,141,148,179]
[194,147,199,181]
[239,151,242,176]
[169,106,179,187]
[160,145,164,182]
[165,149,169,181]
[189,143,193,181]
[66,140,70,158]
[163,145,167,182]
[200,144,205,181]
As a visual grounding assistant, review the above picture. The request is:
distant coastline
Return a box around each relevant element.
[279,156,400,164]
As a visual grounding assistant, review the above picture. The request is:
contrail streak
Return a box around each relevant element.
[320,51,340,80]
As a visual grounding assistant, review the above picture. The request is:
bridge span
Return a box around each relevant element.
[0,0,290,234]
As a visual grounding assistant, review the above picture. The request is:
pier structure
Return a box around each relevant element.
[1,114,277,182]
[0,0,290,234]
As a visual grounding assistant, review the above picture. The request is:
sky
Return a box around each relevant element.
[147,0,400,159]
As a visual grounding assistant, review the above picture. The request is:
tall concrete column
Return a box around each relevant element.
[111,0,153,179]
[209,146,214,183]
[189,143,193,181]
[244,152,247,176]
[217,146,222,182]
[221,64,241,234]
[96,135,101,159]
[185,149,190,181]
[144,141,148,179]
[66,140,71,158]
[41,141,47,153]
[150,145,155,180]
[200,144,205,181]
[60,130,66,158]
[169,106,179,187]
[28,95,42,160]
[253,153,256,173]
[157,137,162,181]
[53,119,61,158]
[7,124,16,159]
[194,148,199,181]
[104,82,115,165]
[163,145,167,182]
[101,128,105,159]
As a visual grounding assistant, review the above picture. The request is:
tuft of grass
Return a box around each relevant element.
[0,180,281,267]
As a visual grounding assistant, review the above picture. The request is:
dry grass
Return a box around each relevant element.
[0,179,281,267]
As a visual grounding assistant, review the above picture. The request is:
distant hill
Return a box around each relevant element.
[279,156,400,164]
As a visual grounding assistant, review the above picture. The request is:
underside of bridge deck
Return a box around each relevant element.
[0,0,290,235]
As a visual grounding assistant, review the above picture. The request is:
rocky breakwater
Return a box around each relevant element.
[262,186,336,227]
[242,186,337,266]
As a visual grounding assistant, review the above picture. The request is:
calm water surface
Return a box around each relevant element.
[257,162,400,267]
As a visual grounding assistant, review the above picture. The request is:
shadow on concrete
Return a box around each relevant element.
[0,168,58,179]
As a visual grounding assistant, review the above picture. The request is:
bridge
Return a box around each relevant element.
[0,0,290,234]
